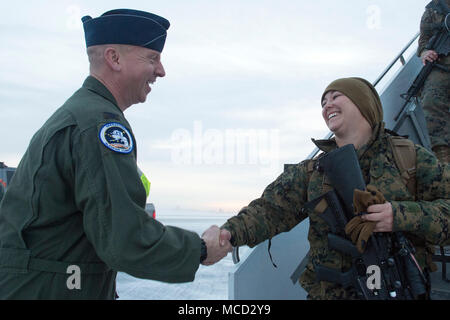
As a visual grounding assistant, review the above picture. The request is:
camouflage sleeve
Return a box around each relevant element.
[392,145,450,246]
[417,8,434,57]
[221,161,310,247]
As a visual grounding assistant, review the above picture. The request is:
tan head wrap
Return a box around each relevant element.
[321,77,383,128]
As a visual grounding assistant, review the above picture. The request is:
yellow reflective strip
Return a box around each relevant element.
[140,174,151,198]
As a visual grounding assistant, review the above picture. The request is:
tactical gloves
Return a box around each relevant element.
[345,185,386,253]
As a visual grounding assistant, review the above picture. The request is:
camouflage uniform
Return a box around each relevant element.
[417,0,450,161]
[222,123,450,300]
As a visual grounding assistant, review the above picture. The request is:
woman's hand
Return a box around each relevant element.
[361,202,394,232]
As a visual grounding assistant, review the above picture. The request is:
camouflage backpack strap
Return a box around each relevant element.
[387,135,417,200]
[388,136,443,277]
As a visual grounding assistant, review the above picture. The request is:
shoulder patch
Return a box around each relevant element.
[99,122,134,154]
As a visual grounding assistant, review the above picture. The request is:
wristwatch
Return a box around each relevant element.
[200,239,207,263]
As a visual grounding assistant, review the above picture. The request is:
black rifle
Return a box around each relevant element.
[393,19,450,127]
[304,144,428,300]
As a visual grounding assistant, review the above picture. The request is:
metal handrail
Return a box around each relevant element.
[373,32,420,87]
[232,32,421,264]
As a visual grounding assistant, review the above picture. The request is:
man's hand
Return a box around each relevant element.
[219,228,231,246]
[361,202,394,232]
[201,225,232,266]
[421,49,439,65]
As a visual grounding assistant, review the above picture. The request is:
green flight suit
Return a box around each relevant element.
[0,76,201,299]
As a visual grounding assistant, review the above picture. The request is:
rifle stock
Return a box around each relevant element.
[317,144,365,217]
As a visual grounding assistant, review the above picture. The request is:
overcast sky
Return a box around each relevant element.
[0,0,429,213]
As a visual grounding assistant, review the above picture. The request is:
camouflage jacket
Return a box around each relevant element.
[222,123,449,299]
[417,0,450,64]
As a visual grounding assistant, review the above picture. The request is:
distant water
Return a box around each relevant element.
[116,209,247,300]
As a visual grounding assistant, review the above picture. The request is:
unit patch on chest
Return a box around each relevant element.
[99,122,134,154]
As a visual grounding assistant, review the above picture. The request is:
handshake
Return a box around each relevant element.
[201,225,233,266]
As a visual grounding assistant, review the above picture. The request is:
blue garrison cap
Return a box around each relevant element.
[81,9,170,52]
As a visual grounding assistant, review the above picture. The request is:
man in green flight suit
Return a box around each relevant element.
[0,9,231,299]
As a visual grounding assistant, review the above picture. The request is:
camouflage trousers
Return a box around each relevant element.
[419,61,450,152]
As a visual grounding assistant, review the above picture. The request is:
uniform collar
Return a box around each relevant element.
[311,122,385,158]
[82,76,121,112]
[357,122,385,159]
[311,137,337,153]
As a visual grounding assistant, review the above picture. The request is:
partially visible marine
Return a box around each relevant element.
[417,0,450,158]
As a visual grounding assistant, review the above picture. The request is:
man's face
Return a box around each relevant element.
[120,46,166,105]
[321,90,370,137]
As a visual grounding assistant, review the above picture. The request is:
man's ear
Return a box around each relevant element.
[103,46,122,72]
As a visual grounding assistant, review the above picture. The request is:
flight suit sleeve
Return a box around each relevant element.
[391,145,450,246]
[73,121,201,283]
[221,161,310,248]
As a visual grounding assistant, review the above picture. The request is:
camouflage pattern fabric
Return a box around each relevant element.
[222,123,450,300]
[417,0,450,58]
[417,0,450,152]
[433,145,450,163]
[419,67,450,151]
